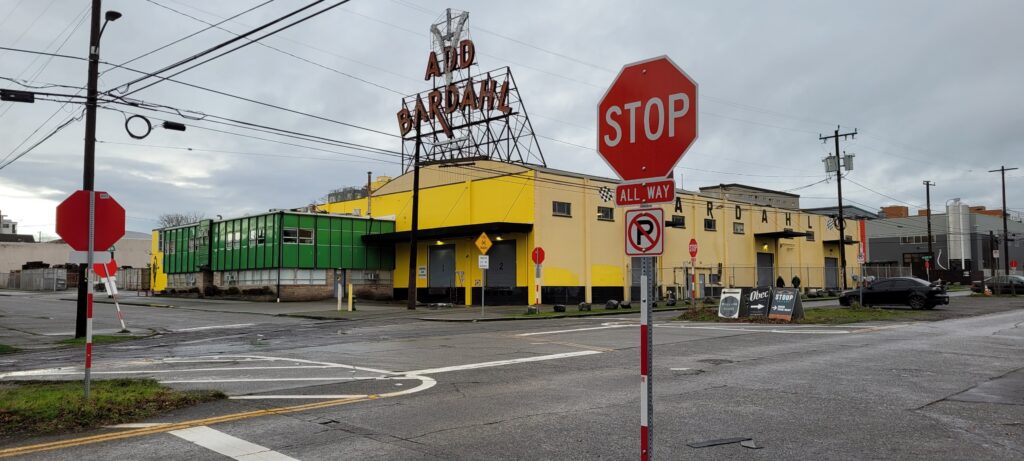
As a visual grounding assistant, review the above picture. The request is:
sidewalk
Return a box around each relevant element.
[91,294,684,322]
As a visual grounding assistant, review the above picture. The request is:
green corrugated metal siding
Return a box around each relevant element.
[161,213,394,274]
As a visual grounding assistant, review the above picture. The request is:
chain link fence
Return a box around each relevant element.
[662,265,915,300]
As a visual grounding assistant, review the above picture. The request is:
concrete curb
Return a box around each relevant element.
[417,306,688,322]
[59,298,174,308]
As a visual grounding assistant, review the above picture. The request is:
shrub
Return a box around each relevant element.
[225,286,240,296]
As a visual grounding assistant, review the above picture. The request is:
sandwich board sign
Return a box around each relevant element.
[718,288,744,319]
[768,287,804,321]
[747,287,772,318]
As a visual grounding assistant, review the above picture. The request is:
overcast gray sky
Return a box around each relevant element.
[1,0,1022,238]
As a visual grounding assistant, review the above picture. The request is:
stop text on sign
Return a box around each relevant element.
[615,179,675,206]
[602,94,690,147]
[597,56,698,181]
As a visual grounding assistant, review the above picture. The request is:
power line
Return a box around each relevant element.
[0,111,83,171]
[115,0,277,71]
[143,0,407,95]
[113,0,335,95]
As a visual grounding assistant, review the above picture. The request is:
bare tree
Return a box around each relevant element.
[157,211,206,228]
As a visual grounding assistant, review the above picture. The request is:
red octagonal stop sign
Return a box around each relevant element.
[55,190,125,252]
[597,56,698,181]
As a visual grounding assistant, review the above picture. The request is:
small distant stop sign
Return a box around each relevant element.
[597,56,698,181]
[55,190,125,252]
[93,259,118,277]
[688,238,698,258]
[532,247,546,265]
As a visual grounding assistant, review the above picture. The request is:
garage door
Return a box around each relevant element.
[486,241,516,288]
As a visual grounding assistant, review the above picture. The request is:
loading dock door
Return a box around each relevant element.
[825,257,839,289]
[756,252,775,287]
[486,241,517,288]
[428,245,455,289]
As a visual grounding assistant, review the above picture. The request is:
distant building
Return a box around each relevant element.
[803,205,879,220]
[698,184,801,210]
[1,210,20,235]
[865,200,1024,281]
[0,210,34,243]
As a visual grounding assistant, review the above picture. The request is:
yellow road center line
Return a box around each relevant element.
[0,395,377,458]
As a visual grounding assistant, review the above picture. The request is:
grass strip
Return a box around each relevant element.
[676,307,925,325]
[0,344,20,355]
[0,379,224,436]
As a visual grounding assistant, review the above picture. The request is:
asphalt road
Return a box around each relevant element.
[1,292,1022,460]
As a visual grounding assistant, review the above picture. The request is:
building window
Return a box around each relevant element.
[158,233,164,252]
[254,229,266,245]
[282,228,299,244]
[806,231,815,242]
[187,237,196,251]
[168,240,176,254]
[298,229,314,245]
[670,215,685,228]
[733,222,745,234]
[704,218,717,231]
[552,201,572,217]
[597,206,614,221]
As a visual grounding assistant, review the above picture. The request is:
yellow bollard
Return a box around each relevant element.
[347,283,354,311]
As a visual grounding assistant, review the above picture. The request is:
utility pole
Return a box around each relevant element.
[406,122,422,310]
[923,180,935,278]
[990,166,1018,296]
[366,171,372,217]
[989,166,1018,277]
[75,0,103,339]
[819,126,857,290]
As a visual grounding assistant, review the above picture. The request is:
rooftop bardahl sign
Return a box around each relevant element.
[396,39,513,138]
[396,9,545,172]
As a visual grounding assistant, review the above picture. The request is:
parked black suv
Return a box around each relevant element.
[839,277,949,309]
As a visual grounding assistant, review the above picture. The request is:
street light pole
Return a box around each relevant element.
[923,180,935,281]
[74,0,104,338]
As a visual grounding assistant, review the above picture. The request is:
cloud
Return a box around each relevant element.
[2,0,1023,236]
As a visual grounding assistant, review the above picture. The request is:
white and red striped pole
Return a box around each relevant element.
[84,191,95,399]
[690,257,697,305]
[101,264,127,332]
[640,256,653,460]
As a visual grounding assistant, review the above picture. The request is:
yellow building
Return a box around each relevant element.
[321,160,862,306]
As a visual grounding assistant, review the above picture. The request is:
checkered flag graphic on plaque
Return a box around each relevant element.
[599,186,613,203]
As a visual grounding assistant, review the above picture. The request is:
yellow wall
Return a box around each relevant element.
[150,231,167,292]
[323,163,536,305]
[322,161,863,304]
[321,166,535,231]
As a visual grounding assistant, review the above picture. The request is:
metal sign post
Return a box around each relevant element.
[85,191,95,399]
[639,255,654,460]
[478,254,489,315]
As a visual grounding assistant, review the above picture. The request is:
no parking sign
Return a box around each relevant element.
[624,208,664,256]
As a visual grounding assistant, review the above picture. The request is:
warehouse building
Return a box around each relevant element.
[320,160,863,306]
[865,201,1024,281]
[152,211,395,301]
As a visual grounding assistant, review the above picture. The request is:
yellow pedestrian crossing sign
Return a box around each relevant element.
[475,232,492,254]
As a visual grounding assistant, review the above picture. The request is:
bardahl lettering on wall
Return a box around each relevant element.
[735,205,742,220]
[706,201,714,217]
[761,210,768,223]
[674,197,683,213]
[785,213,792,226]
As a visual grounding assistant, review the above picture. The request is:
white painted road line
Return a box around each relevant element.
[405,350,603,375]
[516,324,633,336]
[159,377,387,384]
[172,324,256,332]
[170,426,299,460]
